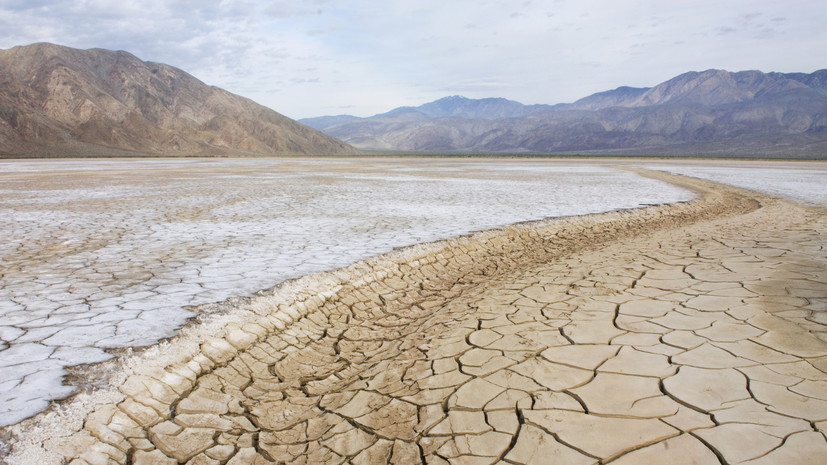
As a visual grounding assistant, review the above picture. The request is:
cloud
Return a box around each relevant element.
[0,0,56,11]
[0,0,824,118]
[264,0,327,19]
[740,12,762,22]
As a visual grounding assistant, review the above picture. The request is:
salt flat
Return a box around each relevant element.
[643,160,827,206]
[0,158,695,426]
[4,165,825,465]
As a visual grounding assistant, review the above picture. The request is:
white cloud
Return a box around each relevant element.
[0,0,825,118]
[264,0,329,18]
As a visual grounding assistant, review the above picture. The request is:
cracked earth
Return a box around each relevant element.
[4,169,827,464]
[0,158,694,426]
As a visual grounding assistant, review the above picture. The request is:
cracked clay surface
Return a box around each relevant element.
[0,158,694,426]
[4,169,827,464]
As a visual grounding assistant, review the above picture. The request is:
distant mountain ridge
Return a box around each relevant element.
[393,96,558,120]
[0,43,357,157]
[300,96,558,130]
[301,69,827,157]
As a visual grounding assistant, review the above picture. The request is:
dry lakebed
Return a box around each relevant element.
[1,157,826,464]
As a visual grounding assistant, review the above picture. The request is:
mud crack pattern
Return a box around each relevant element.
[6,171,827,464]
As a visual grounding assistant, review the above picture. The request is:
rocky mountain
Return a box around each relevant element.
[301,96,557,131]
[301,69,827,158]
[397,95,559,120]
[0,43,357,158]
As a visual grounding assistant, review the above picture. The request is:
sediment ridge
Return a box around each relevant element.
[4,170,826,464]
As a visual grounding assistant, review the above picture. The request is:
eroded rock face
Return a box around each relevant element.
[0,42,358,157]
[6,172,827,464]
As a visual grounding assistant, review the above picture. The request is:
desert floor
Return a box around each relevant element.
[5,169,827,465]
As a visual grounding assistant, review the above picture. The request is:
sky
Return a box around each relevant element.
[0,0,825,119]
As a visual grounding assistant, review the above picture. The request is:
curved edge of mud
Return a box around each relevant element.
[2,170,768,464]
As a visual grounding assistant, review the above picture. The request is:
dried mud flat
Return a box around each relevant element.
[4,170,827,465]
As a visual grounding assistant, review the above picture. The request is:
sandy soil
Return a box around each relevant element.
[3,169,826,464]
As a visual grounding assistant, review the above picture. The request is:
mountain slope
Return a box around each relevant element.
[302,69,827,157]
[0,43,358,157]
[410,95,557,119]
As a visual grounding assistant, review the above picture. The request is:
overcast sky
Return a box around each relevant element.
[1,0,825,119]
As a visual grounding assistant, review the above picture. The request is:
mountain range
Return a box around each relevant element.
[0,43,357,158]
[1,42,824,159]
[301,70,827,158]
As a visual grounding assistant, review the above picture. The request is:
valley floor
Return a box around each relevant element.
[5,170,827,464]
